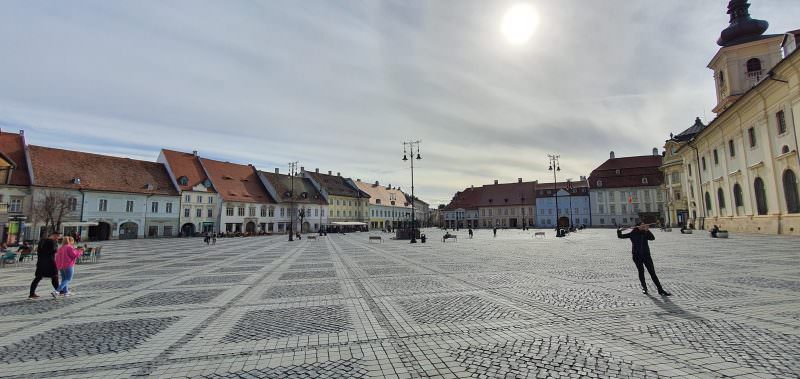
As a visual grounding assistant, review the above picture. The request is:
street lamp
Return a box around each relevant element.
[288,161,298,241]
[548,154,560,231]
[403,140,422,243]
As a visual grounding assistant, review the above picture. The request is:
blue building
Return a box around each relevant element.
[535,179,591,228]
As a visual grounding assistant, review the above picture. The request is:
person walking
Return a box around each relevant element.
[493,227,497,237]
[468,228,473,239]
[29,232,61,299]
[211,233,217,245]
[52,236,84,298]
[617,223,671,296]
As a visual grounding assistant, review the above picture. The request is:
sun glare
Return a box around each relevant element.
[501,3,539,45]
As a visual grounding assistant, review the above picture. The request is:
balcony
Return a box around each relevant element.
[746,70,764,88]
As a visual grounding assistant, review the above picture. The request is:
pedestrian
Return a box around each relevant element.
[493,227,497,237]
[29,232,61,299]
[710,224,720,238]
[203,232,210,245]
[52,236,84,298]
[17,241,32,262]
[211,233,217,245]
[468,228,473,239]
[617,223,671,296]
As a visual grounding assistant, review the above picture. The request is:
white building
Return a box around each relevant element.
[159,149,221,236]
[589,151,665,227]
[535,180,591,228]
[258,169,328,233]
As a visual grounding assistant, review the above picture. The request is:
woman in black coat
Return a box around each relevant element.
[29,232,61,299]
[617,223,671,296]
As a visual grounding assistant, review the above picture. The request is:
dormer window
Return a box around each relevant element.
[615,169,621,175]
[596,180,603,187]
[72,177,81,185]
[642,177,648,184]
[178,176,189,186]
[376,199,381,205]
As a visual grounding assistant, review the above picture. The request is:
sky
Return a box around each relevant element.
[0,1,797,206]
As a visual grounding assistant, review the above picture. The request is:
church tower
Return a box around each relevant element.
[708,0,783,114]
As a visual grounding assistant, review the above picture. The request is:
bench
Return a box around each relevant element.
[307,235,317,241]
[534,232,545,238]
[442,235,457,242]
[680,229,693,234]
[368,236,383,243]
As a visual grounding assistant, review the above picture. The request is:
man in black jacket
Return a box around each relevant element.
[29,232,61,299]
[617,223,671,296]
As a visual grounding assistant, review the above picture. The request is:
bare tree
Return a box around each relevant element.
[33,191,73,236]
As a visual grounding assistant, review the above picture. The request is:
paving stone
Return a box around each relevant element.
[262,282,342,299]
[116,289,225,308]
[222,305,352,342]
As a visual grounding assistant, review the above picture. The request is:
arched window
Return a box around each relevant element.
[746,58,762,72]
[705,192,712,213]
[783,170,800,214]
[754,177,768,215]
[733,183,744,207]
[782,145,790,154]
[701,157,707,170]
[641,177,648,184]
[717,188,726,210]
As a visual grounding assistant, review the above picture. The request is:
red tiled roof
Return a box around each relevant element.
[161,149,215,193]
[306,171,369,198]
[354,180,411,208]
[476,181,538,207]
[200,158,273,204]
[444,186,483,210]
[0,131,31,186]
[258,171,326,205]
[588,155,663,189]
[27,145,178,195]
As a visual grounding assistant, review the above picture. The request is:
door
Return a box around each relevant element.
[119,222,139,239]
[181,223,196,236]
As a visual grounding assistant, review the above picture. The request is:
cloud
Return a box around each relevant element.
[0,0,797,205]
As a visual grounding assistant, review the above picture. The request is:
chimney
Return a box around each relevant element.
[518,178,522,183]
[356,178,361,182]
[652,148,658,156]
[192,150,197,156]
[610,151,615,159]
[470,185,474,188]
[374,180,379,186]
[274,168,279,174]
[580,175,586,181]
[494,180,499,185]
[398,186,401,191]
[315,168,319,173]
[328,170,332,175]
[387,183,392,189]
[19,130,24,136]
[300,166,305,172]
[337,172,340,176]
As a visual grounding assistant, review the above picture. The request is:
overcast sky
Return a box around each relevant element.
[0,1,797,205]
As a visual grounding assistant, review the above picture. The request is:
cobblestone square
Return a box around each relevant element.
[0,228,798,378]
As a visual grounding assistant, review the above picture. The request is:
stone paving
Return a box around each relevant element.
[0,228,798,378]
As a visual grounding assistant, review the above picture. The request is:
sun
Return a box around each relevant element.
[501,3,539,45]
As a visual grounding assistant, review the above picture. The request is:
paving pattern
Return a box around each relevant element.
[0,228,798,378]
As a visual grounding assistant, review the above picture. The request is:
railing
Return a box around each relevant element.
[746,70,764,87]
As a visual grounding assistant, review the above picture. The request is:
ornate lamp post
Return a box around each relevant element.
[548,154,560,231]
[403,140,422,243]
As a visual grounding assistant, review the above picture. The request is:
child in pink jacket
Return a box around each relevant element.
[52,236,84,298]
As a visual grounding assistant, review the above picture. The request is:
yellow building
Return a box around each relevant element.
[668,4,800,234]
[305,169,370,231]
[354,179,412,230]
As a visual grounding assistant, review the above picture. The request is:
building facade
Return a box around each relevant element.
[535,180,590,228]
[0,130,33,243]
[476,179,537,229]
[27,145,180,240]
[354,179,412,230]
[159,149,221,236]
[258,169,328,233]
[589,151,665,227]
[669,3,800,234]
[200,158,276,234]
[305,169,370,230]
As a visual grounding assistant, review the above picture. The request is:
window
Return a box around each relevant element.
[783,170,799,214]
[321,209,324,217]
[599,218,605,225]
[733,183,744,208]
[688,164,692,174]
[782,145,790,154]
[238,207,244,216]
[98,199,108,212]
[196,195,202,203]
[754,177,768,215]
[68,197,78,212]
[163,226,173,236]
[184,208,190,217]
[776,110,787,134]
[746,58,762,73]
[151,201,159,213]
[717,188,726,210]
[166,202,173,213]
[280,208,285,217]
[249,207,255,217]
[261,206,267,217]
[185,195,191,203]
[705,192,712,212]
[596,180,603,187]
[269,207,275,217]
[642,177,648,184]
[671,172,680,183]
[609,204,616,214]
[729,140,735,157]
[226,207,234,216]
[9,198,22,213]
[207,197,213,203]
[713,149,719,165]
[196,208,202,217]
[125,200,133,212]
[748,127,757,147]
[701,157,707,171]
[178,176,189,186]
[207,209,213,218]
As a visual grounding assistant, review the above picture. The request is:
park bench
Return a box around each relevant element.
[534,232,545,238]
[680,229,693,234]
[307,235,317,241]
[442,235,457,242]
[368,236,383,243]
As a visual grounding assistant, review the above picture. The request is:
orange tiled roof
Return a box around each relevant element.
[588,155,664,189]
[200,158,273,204]
[27,145,178,195]
[0,131,31,186]
[161,149,215,192]
[354,180,411,208]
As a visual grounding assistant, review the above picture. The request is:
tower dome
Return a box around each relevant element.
[717,0,769,47]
